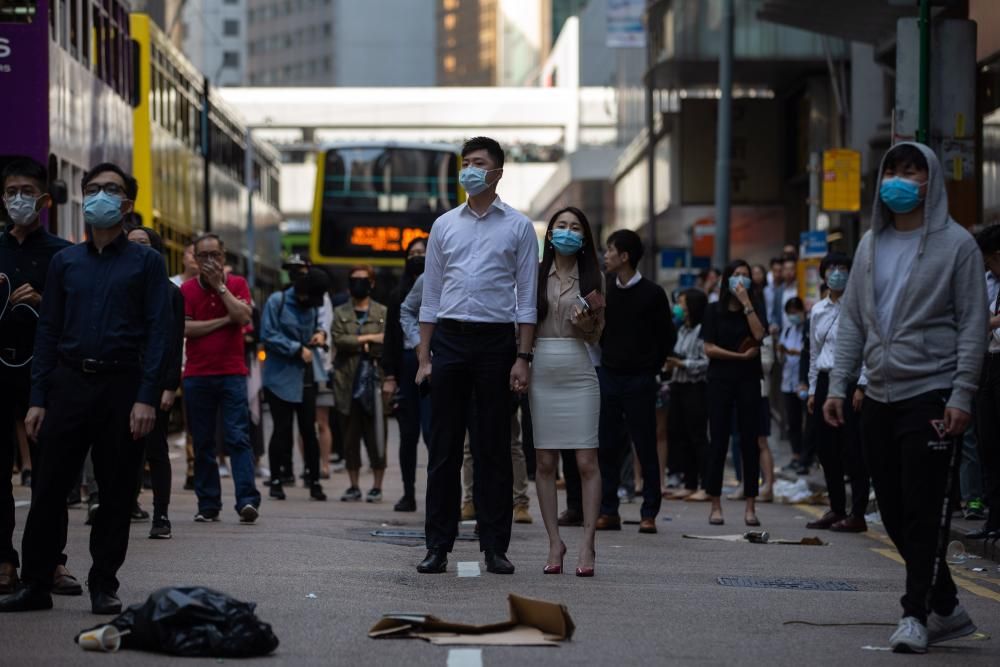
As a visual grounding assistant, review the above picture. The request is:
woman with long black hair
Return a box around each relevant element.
[381,237,428,512]
[529,206,603,577]
[702,260,768,526]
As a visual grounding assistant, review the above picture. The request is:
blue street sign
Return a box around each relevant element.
[800,231,828,258]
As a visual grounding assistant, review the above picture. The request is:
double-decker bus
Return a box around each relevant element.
[309,142,464,267]
[130,13,282,293]
[0,0,135,241]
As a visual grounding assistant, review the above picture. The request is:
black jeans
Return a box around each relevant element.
[976,353,1000,530]
[814,372,869,517]
[397,349,430,498]
[0,366,30,567]
[425,323,515,553]
[668,381,709,491]
[139,408,172,518]
[862,390,959,622]
[265,385,320,485]
[21,366,144,593]
[706,376,760,498]
[783,392,804,458]
[598,368,660,519]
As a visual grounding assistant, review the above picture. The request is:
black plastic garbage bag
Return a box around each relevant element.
[77,587,279,657]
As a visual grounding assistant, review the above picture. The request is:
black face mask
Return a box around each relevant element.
[406,255,426,277]
[349,277,371,299]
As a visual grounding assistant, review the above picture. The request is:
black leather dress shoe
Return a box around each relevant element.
[484,551,515,575]
[966,526,1000,540]
[416,550,448,574]
[0,585,53,612]
[90,590,122,615]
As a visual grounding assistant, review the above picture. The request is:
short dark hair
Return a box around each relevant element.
[194,232,224,250]
[819,251,852,277]
[606,229,644,269]
[784,297,805,313]
[770,256,783,267]
[882,143,929,173]
[125,224,165,254]
[2,156,48,192]
[82,162,138,200]
[461,137,505,168]
[976,224,1000,255]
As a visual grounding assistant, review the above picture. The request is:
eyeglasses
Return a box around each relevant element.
[196,251,224,261]
[83,183,125,197]
[4,186,41,198]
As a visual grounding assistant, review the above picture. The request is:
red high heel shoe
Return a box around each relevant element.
[544,542,567,574]
[575,549,596,577]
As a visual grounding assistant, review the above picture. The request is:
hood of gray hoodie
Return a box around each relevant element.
[829,142,987,413]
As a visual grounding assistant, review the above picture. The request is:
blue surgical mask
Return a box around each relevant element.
[879,176,924,214]
[728,275,751,292]
[84,191,124,228]
[550,229,583,256]
[827,269,848,292]
[672,304,685,325]
[459,166,499,196]
[788,313,803,326]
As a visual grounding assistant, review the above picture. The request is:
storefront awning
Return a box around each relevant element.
[757,0,928,46]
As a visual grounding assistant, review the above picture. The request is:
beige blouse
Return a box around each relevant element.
[536,262,605,344]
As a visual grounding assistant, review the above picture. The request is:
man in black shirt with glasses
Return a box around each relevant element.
[0,162,169,615]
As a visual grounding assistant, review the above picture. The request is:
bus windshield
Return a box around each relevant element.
[315,145,460,263]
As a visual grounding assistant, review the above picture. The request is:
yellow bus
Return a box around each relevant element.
[309,142,464,267]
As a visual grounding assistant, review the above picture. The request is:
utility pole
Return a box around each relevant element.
[245,128,256,291]
[916,0,930,144]
[713,0,734,269]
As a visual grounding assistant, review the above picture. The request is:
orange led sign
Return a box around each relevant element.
[349,226,429,253]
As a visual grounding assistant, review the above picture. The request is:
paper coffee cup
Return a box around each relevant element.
[78,625,126,652]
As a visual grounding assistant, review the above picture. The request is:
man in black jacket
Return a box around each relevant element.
[595,230,676,534]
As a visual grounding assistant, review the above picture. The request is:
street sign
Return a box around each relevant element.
[822,149,861,212]
[800,230,828,259]
[660,247,686,269]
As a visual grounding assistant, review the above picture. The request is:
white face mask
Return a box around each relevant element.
[3,193,40,226]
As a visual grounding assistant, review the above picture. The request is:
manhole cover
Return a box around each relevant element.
[717,576,858,591]
[371,529,478,542]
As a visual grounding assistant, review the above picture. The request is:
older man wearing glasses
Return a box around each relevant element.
[181,233,261,525]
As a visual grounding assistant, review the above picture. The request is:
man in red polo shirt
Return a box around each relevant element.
[181,233,261,523]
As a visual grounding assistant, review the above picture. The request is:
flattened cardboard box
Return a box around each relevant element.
[368,594,575,646]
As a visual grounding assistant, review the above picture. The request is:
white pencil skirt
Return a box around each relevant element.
[528,338,599,450]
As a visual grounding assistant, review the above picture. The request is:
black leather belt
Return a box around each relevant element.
[437,319,513,335]
[59,356,139,374]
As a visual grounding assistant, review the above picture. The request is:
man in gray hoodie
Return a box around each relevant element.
[824,142,986,654]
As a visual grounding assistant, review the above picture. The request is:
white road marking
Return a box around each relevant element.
[457,561,480,578]
[447,648,483,667]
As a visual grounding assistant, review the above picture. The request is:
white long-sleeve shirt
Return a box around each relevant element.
[419,197,539,325]
[808,296,841,395]
[987,271,1000,353]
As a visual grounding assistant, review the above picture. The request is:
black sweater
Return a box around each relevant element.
[599,275,675,374]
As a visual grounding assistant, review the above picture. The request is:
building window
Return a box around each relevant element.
[222,51,240,68]
[443,54,456,72]
[223,19,240,37]
[443,13,456,31]
[443,0,459,9]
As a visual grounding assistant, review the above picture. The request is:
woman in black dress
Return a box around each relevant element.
[702,260,768,526]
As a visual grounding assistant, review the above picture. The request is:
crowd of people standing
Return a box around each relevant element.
[0,137,997,656]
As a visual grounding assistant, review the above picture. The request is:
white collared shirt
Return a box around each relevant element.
[808,296,840,395]
[419,196,539,324]
[616,271,642,289]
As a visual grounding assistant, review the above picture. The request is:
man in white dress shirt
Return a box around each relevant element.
[415,137,538,575]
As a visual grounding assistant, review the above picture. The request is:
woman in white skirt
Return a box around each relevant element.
[529,206,604,577]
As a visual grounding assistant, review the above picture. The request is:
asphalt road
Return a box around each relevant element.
[5,421,1000,666]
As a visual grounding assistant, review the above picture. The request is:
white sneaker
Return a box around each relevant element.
[889,616,928,654]
[218,465,231,478]
[928,605,977,645]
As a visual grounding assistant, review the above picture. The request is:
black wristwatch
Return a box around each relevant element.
[517,352,534,363]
